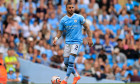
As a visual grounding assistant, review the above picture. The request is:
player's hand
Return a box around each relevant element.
[88,38,93,47]
[53,37,58,46]
[53,39,57,46]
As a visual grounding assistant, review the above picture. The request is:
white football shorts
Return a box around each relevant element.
[63,44,81,57]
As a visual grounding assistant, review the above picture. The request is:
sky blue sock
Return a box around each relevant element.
[66,55,76,77]
[66,66,72,77]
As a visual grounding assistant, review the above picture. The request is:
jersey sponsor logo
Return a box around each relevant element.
[65,25,78,29]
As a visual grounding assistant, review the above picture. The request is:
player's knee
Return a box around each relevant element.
[69,55,76,63]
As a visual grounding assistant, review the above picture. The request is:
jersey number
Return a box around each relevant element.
[75,45,78,50]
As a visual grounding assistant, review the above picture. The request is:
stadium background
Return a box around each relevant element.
[0,0,140,83]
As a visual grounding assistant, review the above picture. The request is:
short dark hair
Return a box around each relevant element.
[66,2,73,7]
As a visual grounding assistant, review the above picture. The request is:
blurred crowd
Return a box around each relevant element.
[0,0,140,83]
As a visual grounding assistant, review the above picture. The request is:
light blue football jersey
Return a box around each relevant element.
[59,13,85,44]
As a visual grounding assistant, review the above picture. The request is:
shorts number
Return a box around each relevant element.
[75,45,78,50]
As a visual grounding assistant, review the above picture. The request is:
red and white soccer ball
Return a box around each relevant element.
[51,76,61,84]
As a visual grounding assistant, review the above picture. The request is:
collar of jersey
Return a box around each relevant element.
[66,13,75,18]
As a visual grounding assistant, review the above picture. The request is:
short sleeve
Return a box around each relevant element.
[79,15,86,24]
[59,19,64,31]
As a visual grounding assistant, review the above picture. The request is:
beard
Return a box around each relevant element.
[68,11,74,15]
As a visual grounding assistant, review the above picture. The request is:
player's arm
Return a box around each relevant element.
[53,30,63,45]
[53,18,64,45]
[56,30,63,39]
[83,22,93,47]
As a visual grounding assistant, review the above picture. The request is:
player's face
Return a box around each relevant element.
[66,4,74,15]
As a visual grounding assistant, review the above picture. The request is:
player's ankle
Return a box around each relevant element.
[74,73,79,77]
[64,76,69,82]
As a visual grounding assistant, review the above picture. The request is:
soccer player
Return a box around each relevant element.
[53,2,93,84]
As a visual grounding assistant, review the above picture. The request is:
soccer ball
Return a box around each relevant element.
[51,76,61,84]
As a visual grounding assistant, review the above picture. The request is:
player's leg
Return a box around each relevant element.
[61,44,80,84]
[68,53,79,77]
[66,44,80,78]
[63,56,78,82]
[70,44,81,76]
[69,44,81,84]
[61,44,70,84]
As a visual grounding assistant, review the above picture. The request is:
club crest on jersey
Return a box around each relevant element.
[74,20,77,23]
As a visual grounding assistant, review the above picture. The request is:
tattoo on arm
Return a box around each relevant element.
[83,22,92,38]
[56,30,63,39]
